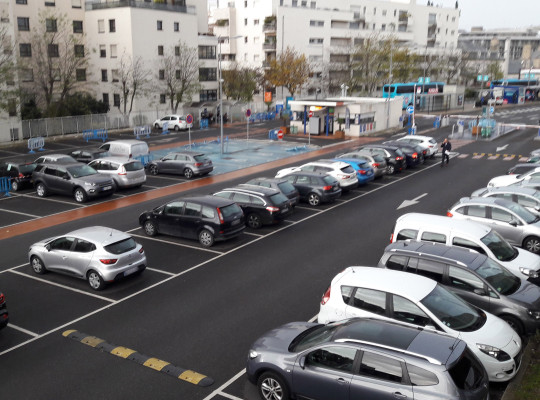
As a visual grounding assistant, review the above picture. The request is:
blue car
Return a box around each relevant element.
[332,158,374,185]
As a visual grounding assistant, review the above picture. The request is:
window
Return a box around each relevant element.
[74,239,94,253]
[466,205,486,218]
[72,0,82,8]
[396,229,417,241]
[101,70,108,82]
[159,94,166,104]
[306,346,356,372]
[21,68,33,82]
[75,69,86,81]
[244,18,248,26]
[199,90,217,102]
[17,17,30,31]
[19,43,31,57]
[111,69,119,82]
[175,46,180,56]
[359,352,403,383]
[386,255,407,271]
[516,195,537,208]
[98,19,104,33]
[16,0,28,4]
[113,94,120,107]
[415,259,444,283]
[198,46,216,59]
[158,45,164,56]
[99,45,106,58]
[48,44,59,58]
[407,364,439,386]
[301,0,307,6]
[392,295,431,326]
[174,22,179,31]
[202,206,215,219]
[184,202,202,217]
[158,70,165,80]
[109,19,116,33]
[309,38,324,44]
[449,266,485,293]
[452,237,485,255]
[421,231,446,244]
[74,44,84,58]
[254,19,259,25]
[165,201,185,216]
[292,0,298,6]
[50,237,75,251]
[310,20,324,27]
[102,93,109,104]
[73,20,83,33]
[157,20,163,31]
[45,0,55,6]
[110,44,117,58]
[491,207,513,223]
[199,68,217,81]
[351,287,386,316]
[311,1,316,8]
[175,70,181,79]
[46,19,57,32]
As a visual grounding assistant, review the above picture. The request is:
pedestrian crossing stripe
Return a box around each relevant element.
[460,153,530,161]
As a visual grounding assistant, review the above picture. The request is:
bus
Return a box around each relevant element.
[382,82,445,109]
[490,79,540,102]
[490,78,539,88]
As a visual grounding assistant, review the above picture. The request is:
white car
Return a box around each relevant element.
[318,267,522,382]
[396,135,439,158]
[153,115,192,131]
[488,167,540,188]
[275,160,358,190]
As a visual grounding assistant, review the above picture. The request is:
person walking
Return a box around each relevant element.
[441,138,452,167]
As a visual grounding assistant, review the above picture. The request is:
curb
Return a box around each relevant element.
[500,338,535,400]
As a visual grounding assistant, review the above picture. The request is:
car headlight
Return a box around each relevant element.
[248,350,259,360]
[477,344,511,361]
[527,309,540,320]
[519,267,539,278]
[84,181,97,187]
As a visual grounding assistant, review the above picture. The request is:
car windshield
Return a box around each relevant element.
[19,163,37,174]
[480,230,517,262]
[104,237,137,254]
[124,161,144,171]
[193,155,208,162]
[289,322,341,353]
[322,175,337,185]
[340,165,356,173]
[270,192,289,205]
[219,203,242,218]
[67,164,98,178]
[420,285,484,331]
[503,201,537,224]
[277,181,296,195]
[532,190,540,200]
[475,258,521,295]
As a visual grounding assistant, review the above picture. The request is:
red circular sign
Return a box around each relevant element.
[246,109,252,117]
[308,111,313,117]
[277,129,284,139]
[186,114,193,124]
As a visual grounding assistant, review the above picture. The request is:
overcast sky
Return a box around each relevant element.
[208,0,540,31]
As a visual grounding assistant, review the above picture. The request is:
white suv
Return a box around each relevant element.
[153,115,192,131]
[275,159,358,190]
[396,135,438,158]
[318,267,522,382]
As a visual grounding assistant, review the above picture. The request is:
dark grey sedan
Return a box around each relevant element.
[146,151,213,179]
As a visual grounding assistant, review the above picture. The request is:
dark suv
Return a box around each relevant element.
[212,185,292,229]
[32,162,115,203]
[69,148,110,164]
[0,291,8,330]
[355,144,406,174]
[280,171,341,206]
[384,140,424,166]
[379,240,540,337]
[242,178,300,207]
[0,159,37,191]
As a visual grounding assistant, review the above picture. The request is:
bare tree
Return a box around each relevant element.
[112,53,151,115]
[157,41,200,113]
[0,13,16,113]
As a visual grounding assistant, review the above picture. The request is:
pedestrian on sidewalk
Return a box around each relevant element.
[441,138,452,167]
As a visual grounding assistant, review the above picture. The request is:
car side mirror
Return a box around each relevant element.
[473,288,487,296]
[509,220,519,227]
[45,244,51,252]
[63,175,70,180]
[535,205,540,212]
[299,356,306,369]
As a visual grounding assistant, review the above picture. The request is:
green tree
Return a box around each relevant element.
[222,65,258,101]
[55,92,109,116]
[265,47,310,98]
[486,62,504,81]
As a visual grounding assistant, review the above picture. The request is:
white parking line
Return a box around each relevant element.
[7,323,39,338]
[293,205,321,212]
[243,231,263,237]
[202,369,247,400]
[146,267,175,276]
[12,192,86,206]
[128,232,224,255]
[0,208,40,218]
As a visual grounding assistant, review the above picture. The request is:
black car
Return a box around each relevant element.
[280,171,341,206]
[213,185,292,229]
[355,144,406,174]
[384,140,423,167]
[139,195,245,247]
[0,159,37,191]
[69,148,110,164]
[242,177,300,207]
[0,291,8,330]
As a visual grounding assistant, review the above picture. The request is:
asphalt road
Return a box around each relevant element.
[1,103,539,399]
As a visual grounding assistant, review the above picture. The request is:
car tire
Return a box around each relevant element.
[143,220,158,236]
[149,165,159,175]
[74,187,88,203]
[308,193,321,206]
[199,229,214,247]
[523,236,540,254]
[183,168,194,179]
[247,213,263,229]
[501,315,524,337]
[87,270,105,291]
[257,371,291,400]
[11,180,20,191]
[36,182,47,197]
[154,123,160,129]
[387,164,395,175]
[174,125,180,132]
[30,256,46,275]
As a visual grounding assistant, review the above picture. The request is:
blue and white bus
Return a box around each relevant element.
[382,82,445,109]
[490,79,539,102]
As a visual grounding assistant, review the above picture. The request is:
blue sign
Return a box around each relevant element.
[490,106,494,114]
[406,105,414,115]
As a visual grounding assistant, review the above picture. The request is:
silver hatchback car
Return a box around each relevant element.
[28,227,146,290]
[146,151,213,179]
[88,157,146,189]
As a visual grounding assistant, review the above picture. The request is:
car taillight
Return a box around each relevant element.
[396,156,403,161]
[217,208,224,224]
[446,212,453,217]
[18,173,24,178]
[412,153,418,159]
[139,247,144,254]
[321,286,331,305]
[99,259,118,264]
[337,174,348,180]
[390,233,394,243]
[266,206,280,213]
[323,185,332,191]
[118,166,127,175]
[358,169,367,175]
[194,162,203,167]
[372,163,379,168]
[0,293,4,304]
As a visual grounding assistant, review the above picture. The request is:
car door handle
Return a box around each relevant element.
[336,378,347,384]
[393,392,407,399]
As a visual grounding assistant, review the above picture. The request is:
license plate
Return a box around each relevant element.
[231,219,240,226]
[124,266,138,276]
[103,185,112,191]
[281,207,289,213]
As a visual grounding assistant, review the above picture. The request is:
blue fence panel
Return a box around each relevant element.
[28,136,45,153]
[83,129,108,142]
[268,129,278,140]
[134,126,151,139]
[200,118,209,129]
[0,177,11,196]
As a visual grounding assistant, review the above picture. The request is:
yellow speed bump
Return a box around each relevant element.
[111,346,137,359]
[179,370,207,385]
[81,336,106,347]
[143,358,170,371]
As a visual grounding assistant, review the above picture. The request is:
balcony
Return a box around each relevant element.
[263,42,276,51]
[263,23,276,33]
[85,0,194,14]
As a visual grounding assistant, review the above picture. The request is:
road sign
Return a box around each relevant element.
[489,106,494,114]
[246,109,251,117]
[186,114,193,124]
[277,129,283,140]
[308,110,313,118]
[406,105,414,115]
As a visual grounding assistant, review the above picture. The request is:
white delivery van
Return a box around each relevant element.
[99,140,149,160]
[390,212,540,281]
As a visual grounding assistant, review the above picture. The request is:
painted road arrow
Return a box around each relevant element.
[496,144,508,152]
[397,193,428,210]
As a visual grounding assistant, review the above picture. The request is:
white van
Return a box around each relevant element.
[391,212,540,281]
[99,140,149,160]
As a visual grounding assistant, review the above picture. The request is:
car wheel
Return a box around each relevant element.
[174,125,180,132]
[199,229,214,247]
[247,213,263,229]
[74,187,88,203]
[183,168,194,179]
[36,182,47,197]
[308,193,321,206]
[386,164,395,175]
[149,165,159,175]
[523,236,540,254]
[501,315,523,337]
[87,270,105,291]
[143,220,158,237]
[257,372,291,400]
[11,180,19,191]
[30,256,46,274]
[154,123,160,129]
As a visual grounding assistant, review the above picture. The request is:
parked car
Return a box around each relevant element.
[88,157,146,189]
[318,266,522,382]
[68,148,110,164]
[471,186,540,216]
[354,144,406,175]
[247,317,489,400]
[146,151,213,179]
[396,134,438,158]
[0,159,37,191]
[488,167,540,188]
[330,158,374,185]
[0,291,8,330]
[379,240,540,337]
[275,160,358,191]
[384,140,424,167]
[336,151,388,179]
[98,140,149,160]
[212,185,292,229]
[506,163,540,175]
[391,212,540,283]
[448,196,540,255]
[243,177,300,207]
[34,154,77,164]
[278,171,342,206]
[153,115,192,131]
[32,162,115,203]
[139,195,245,247]
[28,226,146,290]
